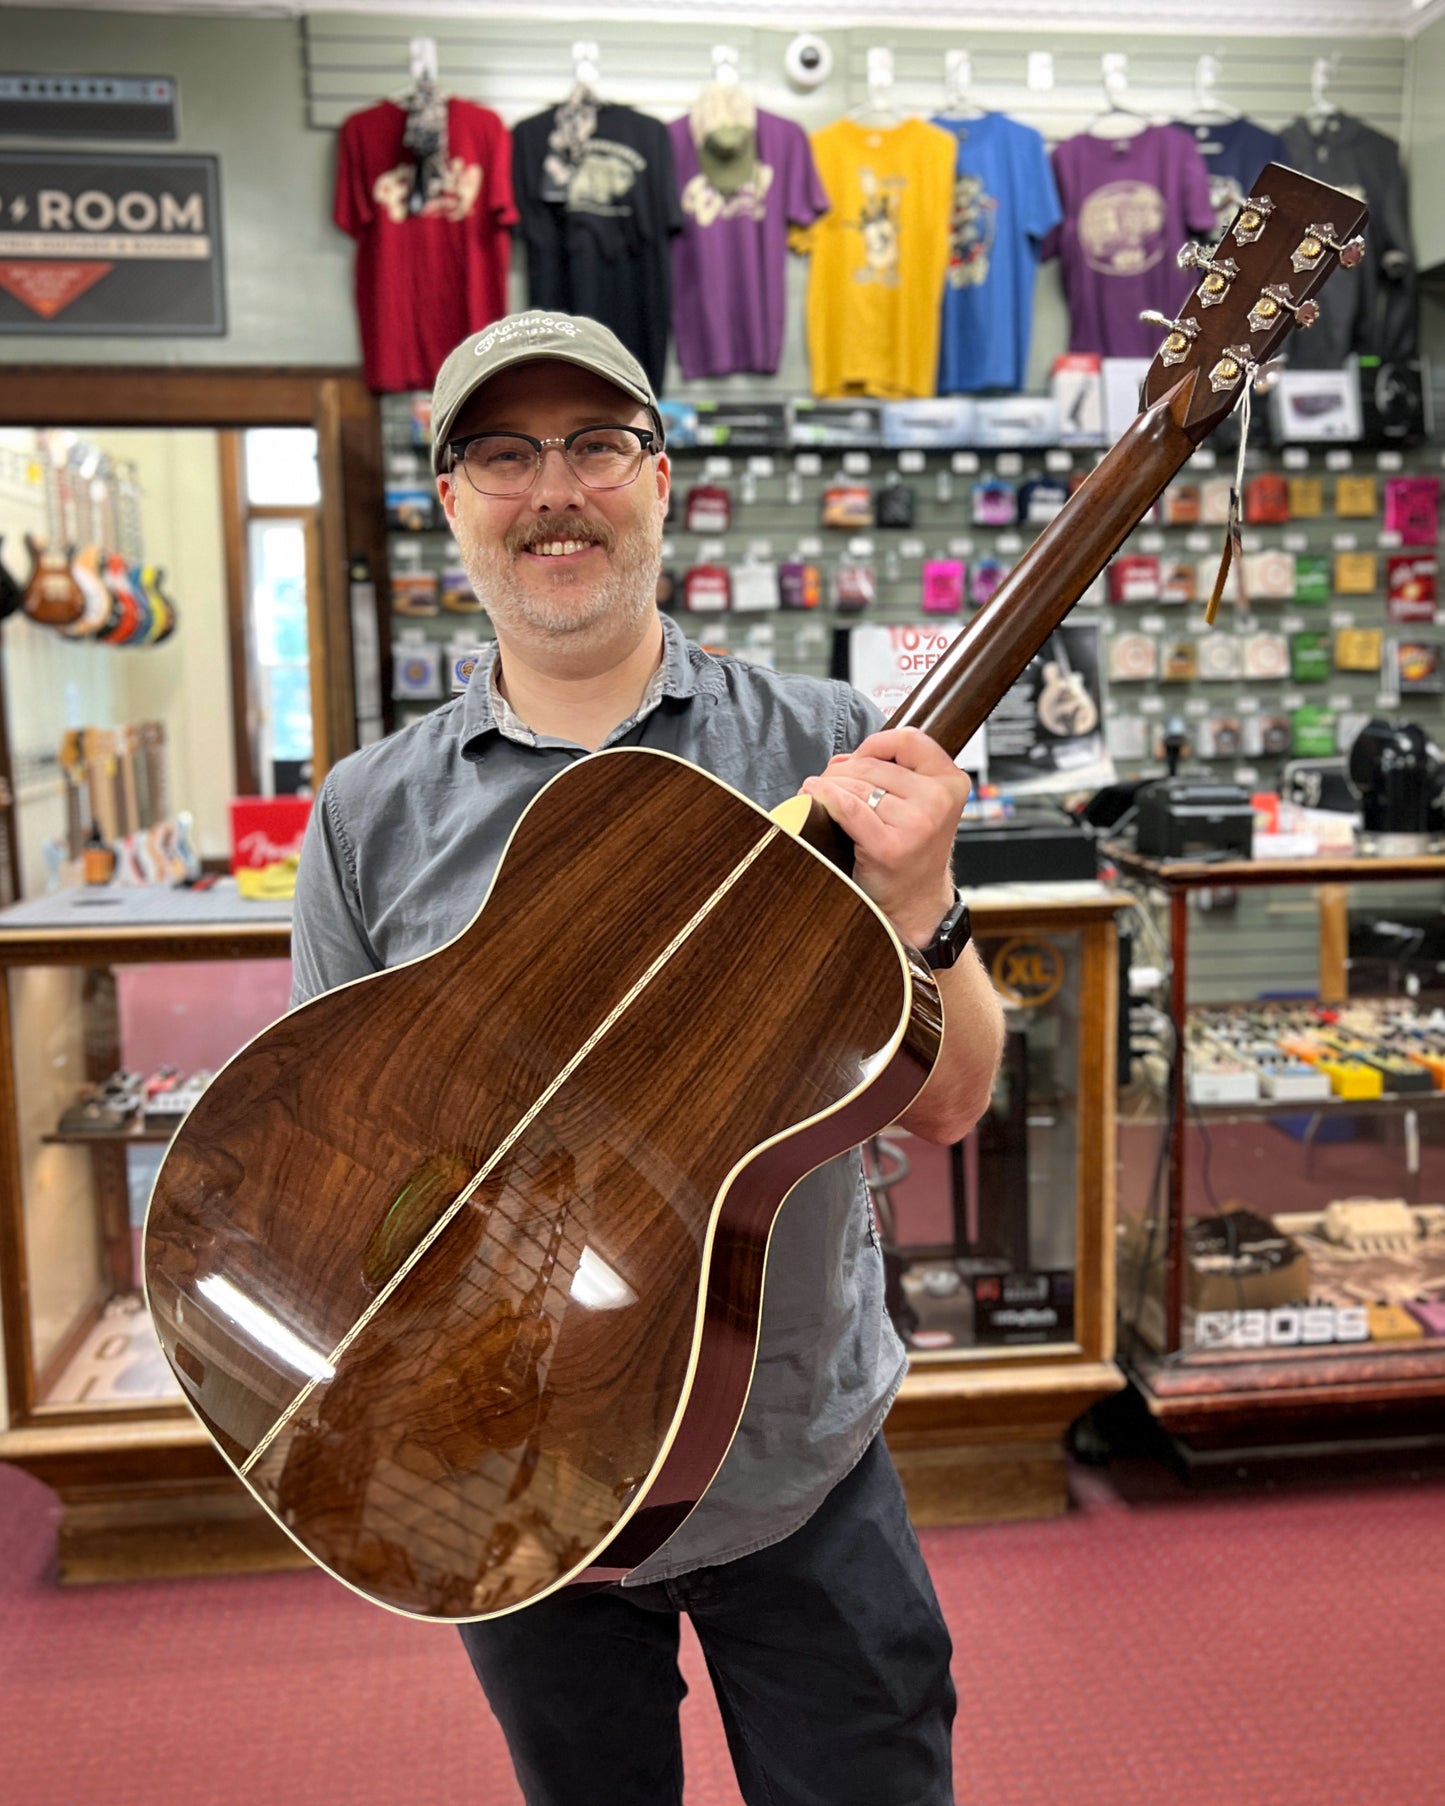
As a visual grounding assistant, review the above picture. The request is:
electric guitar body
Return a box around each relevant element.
[144,750,942,1621]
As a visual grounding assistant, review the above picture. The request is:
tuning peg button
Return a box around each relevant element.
[1292,223,1367,274]
[1247,283,1321,334]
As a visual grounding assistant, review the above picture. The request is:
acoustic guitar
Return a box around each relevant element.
[144,167,1366,1622]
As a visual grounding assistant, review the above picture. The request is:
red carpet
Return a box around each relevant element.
[4,1454,1444,1804]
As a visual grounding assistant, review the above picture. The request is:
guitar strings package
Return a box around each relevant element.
[832,563,876,613]
[921,559,965,615]
[731,563,779,613]
[391,640,444,701]
[778,561,822,610]
[1107,633,1159,682]
[391,570,439,617]
[684,485,732,534]
[439,567,483,612]
[684,564,731,612]
[1383,474,1440,544]
[1196,632,1244,680]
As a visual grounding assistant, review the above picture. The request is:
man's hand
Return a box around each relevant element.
[799,726,970,949]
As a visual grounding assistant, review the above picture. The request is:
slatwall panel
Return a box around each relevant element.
[302,17,1407,141]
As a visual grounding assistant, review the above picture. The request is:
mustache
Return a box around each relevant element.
[507,518,615,555]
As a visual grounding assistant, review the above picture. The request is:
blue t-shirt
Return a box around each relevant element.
[1171,116,1288,237]
[931,111,1062,394]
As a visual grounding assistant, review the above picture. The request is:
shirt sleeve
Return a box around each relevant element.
[836,682,887,754]
[1039,144,1068,263]
[789,133,830,256]
[1180,132,1217,236]
[487,111,519,229]
[333,111,373,239]
[288,781,382,1008]
[787,122,830,227]
[1025,127,1063,245]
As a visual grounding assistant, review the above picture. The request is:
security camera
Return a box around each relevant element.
[784,34,833,91]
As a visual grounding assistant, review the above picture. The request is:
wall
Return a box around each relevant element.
[0,10,358,367]
[0,10,1422,394]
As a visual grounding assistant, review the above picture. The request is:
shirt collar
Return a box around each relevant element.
[457,614,713,758]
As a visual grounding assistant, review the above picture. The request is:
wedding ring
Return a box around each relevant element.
[866,786,886,810]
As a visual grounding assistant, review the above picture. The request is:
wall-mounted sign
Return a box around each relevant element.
[0,151,223,335]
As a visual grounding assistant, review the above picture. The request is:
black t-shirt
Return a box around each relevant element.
[512,103,683,393]
[1278,112,1417,368]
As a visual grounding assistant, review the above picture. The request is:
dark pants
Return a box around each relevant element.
[458,1436,956,1806]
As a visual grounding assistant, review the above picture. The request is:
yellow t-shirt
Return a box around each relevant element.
[793,117,957,400]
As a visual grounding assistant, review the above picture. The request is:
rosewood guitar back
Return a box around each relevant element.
[144,750,941,1619]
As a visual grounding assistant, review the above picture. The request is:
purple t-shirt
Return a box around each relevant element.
[1042,125,1216,358]
[669,109,829,379]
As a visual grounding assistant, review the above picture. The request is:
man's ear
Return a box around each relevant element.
[654,451,671,516]
[437,471,458,526]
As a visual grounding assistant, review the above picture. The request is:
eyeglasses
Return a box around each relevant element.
[446,426,659,497]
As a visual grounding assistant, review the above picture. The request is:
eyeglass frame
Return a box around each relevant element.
[444,424,662,496]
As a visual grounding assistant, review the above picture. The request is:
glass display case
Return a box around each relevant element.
[0,884,305,1581]
[1109,846,1445,1466]
[883,891,1126,1524]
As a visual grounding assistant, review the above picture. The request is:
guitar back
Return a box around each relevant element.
[144,750,940,1620]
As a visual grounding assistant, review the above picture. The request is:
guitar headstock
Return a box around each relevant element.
[1140,163,1368,444]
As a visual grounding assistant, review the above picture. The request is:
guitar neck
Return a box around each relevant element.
[885,381,1196,761]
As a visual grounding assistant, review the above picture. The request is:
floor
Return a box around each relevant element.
[4,1442,1444,1804]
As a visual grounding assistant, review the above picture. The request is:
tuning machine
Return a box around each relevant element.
[1230,195,1275,246]
[1139,310,1200,367]
[1207,345,1256,394]
[1247,282,1321,335]
[1178,241,1240,308]
[1291,223,1366,274]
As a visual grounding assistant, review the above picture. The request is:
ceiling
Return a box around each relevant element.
[2,0,1444,38]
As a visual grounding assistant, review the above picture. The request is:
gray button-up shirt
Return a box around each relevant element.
[289,614,904,1582]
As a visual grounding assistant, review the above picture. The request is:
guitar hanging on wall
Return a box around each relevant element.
[144,166,1367,1623]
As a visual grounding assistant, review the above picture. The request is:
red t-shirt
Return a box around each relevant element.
[335,98,518,393]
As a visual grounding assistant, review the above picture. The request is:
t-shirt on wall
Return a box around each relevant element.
[512,103,683,394]
[668,109,829,380]
[1171,116,1287,238]
[334,98,517,394]
[1042,125,1216,359]
[795,117,958,399]
[931,111,1061,394]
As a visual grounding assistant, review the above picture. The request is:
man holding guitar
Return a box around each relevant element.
[290,312,1003,1805]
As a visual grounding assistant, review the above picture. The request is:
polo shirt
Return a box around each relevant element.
[288,614,905,1582]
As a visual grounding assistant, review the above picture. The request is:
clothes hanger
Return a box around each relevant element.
[566,39,601,108]
[935,49,988,123]
[848,47,905,128]
[1305,54,1341,135]
[388,36,442,105]
[1085,53,1151,141]
[1183,55,1240,124]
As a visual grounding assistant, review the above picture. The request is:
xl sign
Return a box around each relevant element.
[0,151,224,334]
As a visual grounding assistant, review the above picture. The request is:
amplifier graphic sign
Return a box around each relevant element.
[0,152,224,334]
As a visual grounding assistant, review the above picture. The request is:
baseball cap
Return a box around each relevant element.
[692,83,757,197]
[430,311,664,474]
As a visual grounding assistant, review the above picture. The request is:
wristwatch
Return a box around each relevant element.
[918,890,972,971]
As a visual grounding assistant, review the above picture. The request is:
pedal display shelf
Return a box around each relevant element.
[1108,843,1445,1467]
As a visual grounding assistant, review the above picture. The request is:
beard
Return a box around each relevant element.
[450,504,662,645]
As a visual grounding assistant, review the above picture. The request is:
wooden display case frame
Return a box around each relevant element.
[0,895,1124,1577]
[885,892,1126,1524]
[1108,845,1445,1460]
[0,915,309,1582]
